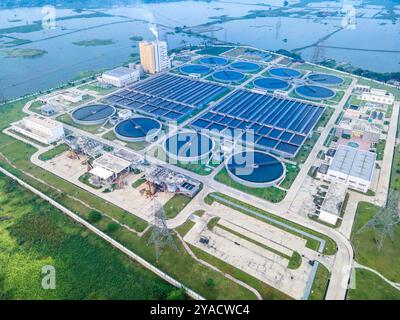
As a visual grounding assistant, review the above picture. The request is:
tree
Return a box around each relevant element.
[166,288,186,300]
[87,210,102,223]
[106,222,119,233]
[206,278,215,288]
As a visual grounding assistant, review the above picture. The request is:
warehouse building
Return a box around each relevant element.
[101,67,140,87]
[324,145,376,193]
[11,115,64,144]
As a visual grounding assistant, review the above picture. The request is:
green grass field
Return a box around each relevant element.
[351,201,400,282]
[164,194,193,219]
[347,269,400,300]
[38,144,69,161]
[0,174,180,300]
[308,263,330,300]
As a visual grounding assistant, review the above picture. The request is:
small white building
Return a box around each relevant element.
[90,153,132,183]
[361,88,394,106]
[325,145,376,193]
[12,115,64,144]
[117,109,133,121]
[101,67,140,87]
[59,91,83,104]
[319,182,347,225]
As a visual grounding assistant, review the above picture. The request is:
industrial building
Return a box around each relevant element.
[319,182,347,225]
[59,91,83,104]
[322,145,376,193]
[100,67,141,87]
[336,117,382,143]
[11,115,64,144]
[145,166,201,197]
[139,40,170,74]
[89,153,132,184]
[361,88,395,105]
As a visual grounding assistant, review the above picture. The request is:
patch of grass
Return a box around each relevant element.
[308,263,330,300]
[390,146,400,191]
[207,217,220,230]
[293,132,321,164]
[280,163,300,189]
[175,219,195,237]
[56,113,104,134]
[351,201,400,282]
[374,139,386,161]
[287,252,302,270]
[205,192,337,255]
[164,194,193,220]
[78,84,116,95]
[0,174,177,300]
[214,168,286,203]
[78,172,102,190]
[102,131,149,151]
[132,176,146,189]
[38,144,69,161]
[347,269,400,300]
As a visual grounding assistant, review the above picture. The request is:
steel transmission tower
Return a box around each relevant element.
[357,190,400,251]
[148,199,178,261]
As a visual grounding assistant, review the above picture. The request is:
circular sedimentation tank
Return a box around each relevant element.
[268,67,302,79]
[164,131,214,162]
[212,70,245,83]
[230,61,261,73]
[295,85,336,100]
[199,56,229,66]
[253,77,290,91]
[226,150,285,188]
[307,73,344,86]
[180,64,211,76]
[114,117,162,142]
[71,104,116,125]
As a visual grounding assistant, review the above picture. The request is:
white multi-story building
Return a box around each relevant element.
[11,115,64,144]
[324,145,376,193]
[101,67,140,87]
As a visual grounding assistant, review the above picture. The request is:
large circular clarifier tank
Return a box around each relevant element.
[71,104,116,125]
[199,56,229,66]
[307,73,344,86]
[114,117,162,142]
[295,85,335,100]
[253,77,290,91]
[164,131,214,162]
[268,67,302,79]
[212,70,245,83]
[180,64,211,76]
[230,61,261,73]
[226,150,286,187]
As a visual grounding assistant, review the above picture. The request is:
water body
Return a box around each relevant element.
[0,0,399,100]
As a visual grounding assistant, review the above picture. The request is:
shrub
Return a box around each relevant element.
[88,210,102,223]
